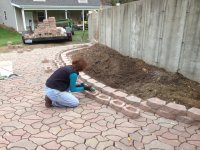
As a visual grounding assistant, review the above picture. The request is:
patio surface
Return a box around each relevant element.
[0,44,200,150]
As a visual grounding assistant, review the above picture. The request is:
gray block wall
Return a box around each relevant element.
[88,0,200,83]
[178,0,200,83]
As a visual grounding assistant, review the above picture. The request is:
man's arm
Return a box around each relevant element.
[69,73,84,92]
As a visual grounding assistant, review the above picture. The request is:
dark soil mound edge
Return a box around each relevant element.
[74,44,200,108]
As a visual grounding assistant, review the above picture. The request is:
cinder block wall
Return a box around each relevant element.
[88,0,200,83]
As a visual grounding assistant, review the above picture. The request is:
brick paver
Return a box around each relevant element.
[0,44,200,150]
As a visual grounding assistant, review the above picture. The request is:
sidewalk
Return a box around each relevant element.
[0,45,199,150]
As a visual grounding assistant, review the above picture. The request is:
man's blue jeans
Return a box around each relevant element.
[45,86,79,107]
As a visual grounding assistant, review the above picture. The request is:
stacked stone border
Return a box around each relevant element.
[53,44,200,124]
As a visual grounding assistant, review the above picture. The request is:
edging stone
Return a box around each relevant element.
[139,101,154,113]
[86,78,98,86]
[101,86,116,96]
[58,44,200,123]
[163,103,187,116]
[187,107,200,121]
[110,99,125,112]
[112,91,128,101]
[147,97,166,109]
[121,105,140,119]
[95,93,111,105]
[84,90,99,99]
[92,82,106,92]
[156,109,175,120]
[125,95,142,107]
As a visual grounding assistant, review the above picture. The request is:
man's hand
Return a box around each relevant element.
[84,85,95,92]
[77,83,85,87]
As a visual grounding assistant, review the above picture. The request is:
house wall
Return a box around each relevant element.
[0,0,17,30]
[47,10,87,24]
[47,10,65,21]
[89,0,200,83]
[16,10,89,30]
[0,8,3,23]
[69,10,82,24]
[15,8,24,32]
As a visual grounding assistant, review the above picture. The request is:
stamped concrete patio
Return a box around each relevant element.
[0,44,200,150]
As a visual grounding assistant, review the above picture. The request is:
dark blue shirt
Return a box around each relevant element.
[46,65,84,92]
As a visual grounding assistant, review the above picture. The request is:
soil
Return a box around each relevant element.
[74,44,200,109]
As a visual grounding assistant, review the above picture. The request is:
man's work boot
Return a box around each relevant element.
[45,96,52,108]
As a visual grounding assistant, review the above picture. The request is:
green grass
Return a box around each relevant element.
[0,27,22,47]
[0,27,88,48]
[71,30,89,44]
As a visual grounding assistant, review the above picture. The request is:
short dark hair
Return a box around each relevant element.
[72,56,87,72]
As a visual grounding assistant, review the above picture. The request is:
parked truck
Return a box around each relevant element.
[56,18,75,35]
[22,17,72,44]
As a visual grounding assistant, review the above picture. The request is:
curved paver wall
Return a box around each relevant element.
[56,45,200,124]
[88,0,200,83]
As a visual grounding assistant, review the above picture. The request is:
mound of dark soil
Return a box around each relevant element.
[74,44,200,108]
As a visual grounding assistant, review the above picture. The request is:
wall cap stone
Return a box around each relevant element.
[163,103,187,115]
[147,97,166,109]
[187,107,200,121]
[125,95,141,106]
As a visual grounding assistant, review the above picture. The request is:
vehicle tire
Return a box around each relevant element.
[22,37,25,44]
[69,36,72,41]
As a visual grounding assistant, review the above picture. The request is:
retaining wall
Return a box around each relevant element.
[88,0,200,83]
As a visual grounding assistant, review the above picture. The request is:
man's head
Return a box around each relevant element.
[72,56,87,72]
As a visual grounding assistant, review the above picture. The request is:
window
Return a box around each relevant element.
[78,0,88,3]
[4,11,7,20]
[38,11,45,22]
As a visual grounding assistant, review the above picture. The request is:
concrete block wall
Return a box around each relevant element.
[178,0,200,82]
[88,0,200,83]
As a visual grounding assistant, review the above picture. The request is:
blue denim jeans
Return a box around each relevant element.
[45,86,79,107]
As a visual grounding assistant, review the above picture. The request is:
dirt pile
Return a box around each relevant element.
[74,44,200,108]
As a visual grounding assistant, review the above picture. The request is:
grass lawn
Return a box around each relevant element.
[71,30,89,44]
[0,27,22,47]
[0,26,88,52]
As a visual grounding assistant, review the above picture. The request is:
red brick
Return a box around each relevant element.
[125,95,141,107]
[110,99,125,112]
[187,107,200,121]
[147,97,166,109]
